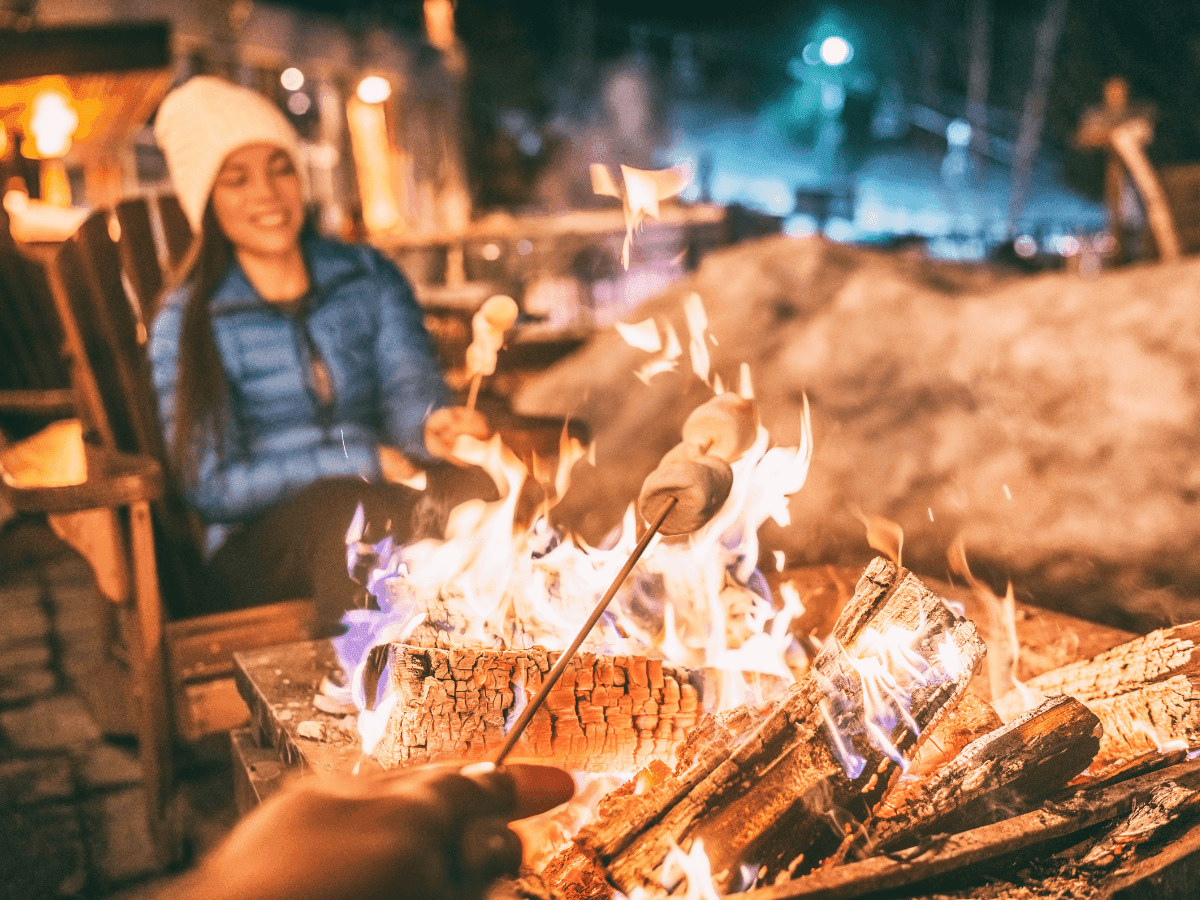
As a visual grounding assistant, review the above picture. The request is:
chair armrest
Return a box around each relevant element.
[0,389,76,416]
[1,446,164,513]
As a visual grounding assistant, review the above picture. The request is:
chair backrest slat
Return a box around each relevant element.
[62,212,166,460]
[115,197,165,320]
[0,205,71,396]
[156,194,193,275]
[50,205,204,610]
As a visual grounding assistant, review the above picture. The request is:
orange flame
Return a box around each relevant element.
[854,511,903,568]
[660,838,721,900]
[338,307,816,755]
[947,538,1037,717]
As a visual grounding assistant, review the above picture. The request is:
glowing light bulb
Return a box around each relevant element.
[281,67,305,91]
[356,76,392,104]
[819,35,852,66]
[287,92,311,115]
[29,92,78,158]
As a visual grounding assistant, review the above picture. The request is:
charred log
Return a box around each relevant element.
[373,645,700,772]
[1075,779,1200,871]
[752,758,1200,900]
[866,695,1102,854]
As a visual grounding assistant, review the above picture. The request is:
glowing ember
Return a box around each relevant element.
[1130,720,1200,760]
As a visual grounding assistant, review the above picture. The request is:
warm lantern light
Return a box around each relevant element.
[356,75,392,104]
[424,0,457,51]
[280,67,305,91]
[28,91,79,158]
[346,96,402,233]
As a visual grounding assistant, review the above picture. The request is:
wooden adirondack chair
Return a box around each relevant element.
[0,195,588,864]
[0,201,321,863]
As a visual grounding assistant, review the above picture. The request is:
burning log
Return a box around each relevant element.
[551,558,985,896]
[995,621,1200,768]
[862,695,1102,856]
[372,644,701,773]
[1076,779,1200,871]
[903,691,1002,776]
[749,758,1200,900]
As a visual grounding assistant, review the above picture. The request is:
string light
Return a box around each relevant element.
[356,76,392,104]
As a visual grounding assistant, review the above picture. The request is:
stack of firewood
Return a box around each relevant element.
[518,558,1200,900]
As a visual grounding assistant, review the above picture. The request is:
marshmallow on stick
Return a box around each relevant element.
[464,294,520,410]
[636,392,759,536]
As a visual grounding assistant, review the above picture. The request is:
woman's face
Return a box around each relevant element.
[210,143,304,257]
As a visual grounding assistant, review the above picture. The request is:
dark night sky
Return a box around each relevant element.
[280,0,1200,167]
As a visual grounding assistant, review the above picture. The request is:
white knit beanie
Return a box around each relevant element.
[154,75,308,231]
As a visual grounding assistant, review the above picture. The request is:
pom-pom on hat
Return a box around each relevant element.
[154,75,307,231]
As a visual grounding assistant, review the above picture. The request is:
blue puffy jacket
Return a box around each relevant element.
[150,233,453,555]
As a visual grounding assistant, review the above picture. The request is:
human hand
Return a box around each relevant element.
[424,406,491,461]
[170,761,575,900]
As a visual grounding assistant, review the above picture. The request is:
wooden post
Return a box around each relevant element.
[1075,77,1180,262]
[1110,120,1181,261]
[128,499,180,865]
[965,0,991,161]
[1006,0,1068,238]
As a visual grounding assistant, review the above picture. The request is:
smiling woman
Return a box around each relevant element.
[149,76,494,632]
[208,145,309,297]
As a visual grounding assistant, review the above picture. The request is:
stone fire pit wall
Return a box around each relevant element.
[372,644,702,772]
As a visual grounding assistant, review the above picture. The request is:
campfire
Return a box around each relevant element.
[314,289,1200,899]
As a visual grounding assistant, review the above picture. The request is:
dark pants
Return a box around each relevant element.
[203,464,497,636]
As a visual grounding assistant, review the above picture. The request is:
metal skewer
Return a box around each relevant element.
[492,495,678,766]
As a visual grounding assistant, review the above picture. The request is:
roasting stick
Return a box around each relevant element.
[465,372,483,413]
[492,495,678,766]
[489,392,753,765]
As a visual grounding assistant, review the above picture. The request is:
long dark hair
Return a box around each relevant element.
[162,201,232,482]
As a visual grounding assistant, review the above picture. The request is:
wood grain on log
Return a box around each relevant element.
[995,623,1200,767]
[373,645,700,772]
[904,691,1002,777]
[866,695,1102,853]
[561,558,985,896]
[729,758,1200,900]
